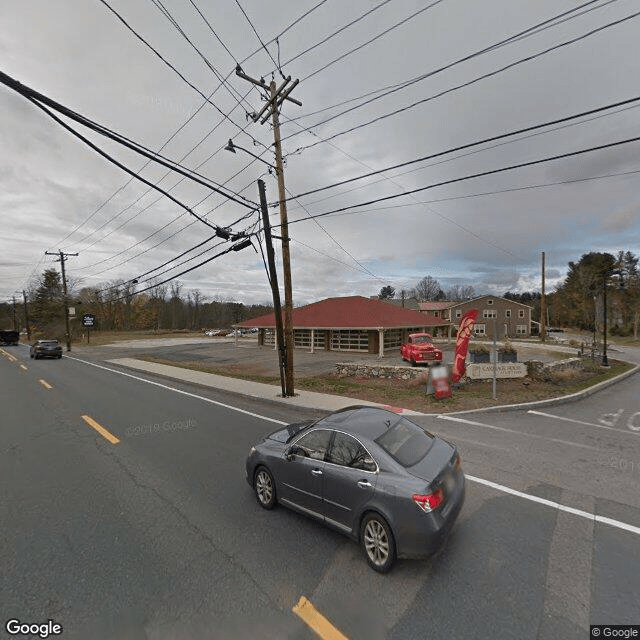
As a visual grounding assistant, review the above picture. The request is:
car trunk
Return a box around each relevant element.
[407,437,456,484]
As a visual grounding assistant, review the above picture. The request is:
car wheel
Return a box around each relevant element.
[254,466,277,510]
[30,353,34,359]
[58,355,62,359]
[361,513,396,573]
[410,358,416,367]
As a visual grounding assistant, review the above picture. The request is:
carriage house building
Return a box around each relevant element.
[237,296,446,356]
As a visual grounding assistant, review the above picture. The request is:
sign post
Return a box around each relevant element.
[82,313,95,344]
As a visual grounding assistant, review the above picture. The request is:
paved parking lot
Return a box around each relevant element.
[72,335,567,378]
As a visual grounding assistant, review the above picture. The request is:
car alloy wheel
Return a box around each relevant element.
[361,513,396,573]
[254,466,276,510]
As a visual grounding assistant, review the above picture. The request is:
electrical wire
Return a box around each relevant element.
[97,0,270,150]
[287,0,614,125]
[281,94,640,203]
[285,7,640,151]
[279,134,640,226]
[301,0,446,83]
[234,0,282,74]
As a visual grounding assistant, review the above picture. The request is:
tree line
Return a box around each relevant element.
[0,270,273,340]
[378,250,640,338]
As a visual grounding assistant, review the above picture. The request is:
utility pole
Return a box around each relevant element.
[540,251,546,342]
[23,290,31,341]
[258,179,286,397]
[45,250,78,352]
[12,295,18,331]
[235,65,301,396]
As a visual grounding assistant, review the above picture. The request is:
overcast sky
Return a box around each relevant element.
[1,0,639,306]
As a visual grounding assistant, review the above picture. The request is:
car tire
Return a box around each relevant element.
[57,355,62,359]
[30,353,34,359]
[361,513,396,573]
[254,466,277,510]
[410,358,416,367]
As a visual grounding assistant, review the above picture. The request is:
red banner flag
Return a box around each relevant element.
[451,309,478,382]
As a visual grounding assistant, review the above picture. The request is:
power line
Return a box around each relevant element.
[287,0,614,125]
[280,134,640,226]
[97,0,270,149]
[234,0,281,74]
[280,0,393,69]
[286,7,640,151]
[282,95,640,203]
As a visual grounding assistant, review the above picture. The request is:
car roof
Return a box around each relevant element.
[315,406,405,441]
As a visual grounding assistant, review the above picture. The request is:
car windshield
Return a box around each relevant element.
[413,336,433,344]
[375,417,433,467]
[40,341,59,346]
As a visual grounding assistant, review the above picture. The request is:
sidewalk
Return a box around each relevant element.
[107,358,426,416]
[108,356,639,417]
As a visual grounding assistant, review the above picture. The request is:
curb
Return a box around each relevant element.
[439,363,640,416]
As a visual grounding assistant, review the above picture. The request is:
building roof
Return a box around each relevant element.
[418,301,453,311]
[238,296,446,329]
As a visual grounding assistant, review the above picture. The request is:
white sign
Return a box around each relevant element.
[467,363,527,379]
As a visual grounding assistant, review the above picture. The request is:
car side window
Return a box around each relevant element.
[291,429,332,461]
[328,432,376,472]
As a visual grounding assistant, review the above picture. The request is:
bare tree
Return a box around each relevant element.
[413,276,443,301]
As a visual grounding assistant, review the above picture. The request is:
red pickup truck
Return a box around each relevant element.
[400,333,443,366]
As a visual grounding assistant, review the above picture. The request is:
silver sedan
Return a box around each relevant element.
[246,406,465,572]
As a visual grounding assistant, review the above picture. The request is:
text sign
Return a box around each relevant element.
[467,363,526,379]
[82,313,96,327]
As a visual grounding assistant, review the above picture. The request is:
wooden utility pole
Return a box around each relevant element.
[22,290,31,341]
[45,250,78,352]
[269,80,295,396]
[235,65,301,396]
[540,251,547,342]
[258,179,286,397]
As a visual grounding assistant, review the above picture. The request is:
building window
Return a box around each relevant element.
[475,324,486,336]
[294,329,311,348]
[516,325,527,335]
[331,329,369,351]
[518,309,525,318]
[487,299,493,305]
[483,309,497,319]
[505,309,511,318]
[455,309,462,318]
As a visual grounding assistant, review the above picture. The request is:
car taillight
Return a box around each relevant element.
[413,488,445,513]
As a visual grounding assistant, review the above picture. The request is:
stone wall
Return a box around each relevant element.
[335,357,587,381]
[335,362,427,380]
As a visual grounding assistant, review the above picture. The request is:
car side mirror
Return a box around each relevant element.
[286,445,305,461]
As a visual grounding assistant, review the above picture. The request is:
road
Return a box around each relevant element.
[1,343,638,639]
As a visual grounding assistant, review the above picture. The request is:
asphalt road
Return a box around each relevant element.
[1,343,639,639]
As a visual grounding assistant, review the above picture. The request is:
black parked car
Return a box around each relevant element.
[246,406,465,572]
[30,340,63,359]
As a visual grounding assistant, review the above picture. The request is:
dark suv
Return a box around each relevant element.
[30,340,63,359]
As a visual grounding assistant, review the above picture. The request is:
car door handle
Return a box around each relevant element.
[311,469,323,476]
[357,480,372,488]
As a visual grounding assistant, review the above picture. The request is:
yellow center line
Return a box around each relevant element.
[38,379,53,389]
[292,597,349,640]
[81,415,120,445]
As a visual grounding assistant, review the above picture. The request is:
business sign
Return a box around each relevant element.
[82,313,96,327]
[467,363,527,379]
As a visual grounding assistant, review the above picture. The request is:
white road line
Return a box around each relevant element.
[467,475,640,537]
[437,414,600,451]
[65,355,287,425]
[67,355,640,538]
[528,410,640,436]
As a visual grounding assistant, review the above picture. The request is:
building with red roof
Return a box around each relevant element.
[237,296,447,355]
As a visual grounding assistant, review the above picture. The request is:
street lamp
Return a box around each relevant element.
[224,139,275,169]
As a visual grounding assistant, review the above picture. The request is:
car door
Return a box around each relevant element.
[278,428,332,519]
[322,431,378,534]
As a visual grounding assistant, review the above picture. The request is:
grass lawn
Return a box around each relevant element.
[138,355,635,413]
